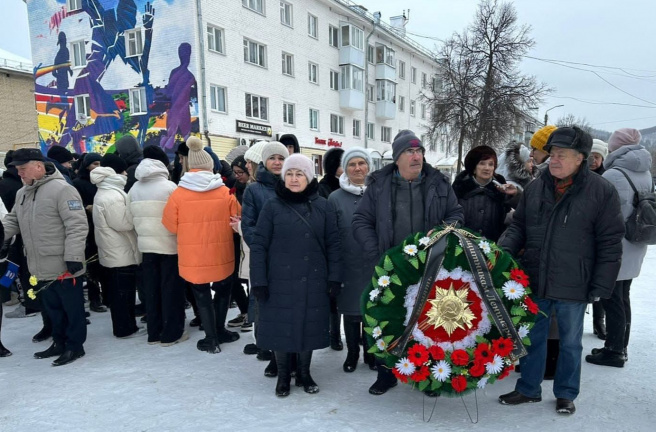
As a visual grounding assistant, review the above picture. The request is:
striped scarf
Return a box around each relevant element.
[554,176,574,202]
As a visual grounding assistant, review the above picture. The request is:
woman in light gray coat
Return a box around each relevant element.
[586,128,652,367]
[327,147,376,373]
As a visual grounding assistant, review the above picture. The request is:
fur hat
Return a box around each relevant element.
[608,128,642,153]
[591,139,609,159]
[47,145,74,164]
[392,130,424,162]
[100,153,128,174]
[282,154,314,183]
[464,145,497,175]
[278,134,300,153]
[341,146,372,170]
[244,141,268,164]
[261,142,289,165]
[544,126,593,158]
[186,137,214,171]
[530,125,557,152]
[323,147,345,177]
[143,145,170,167]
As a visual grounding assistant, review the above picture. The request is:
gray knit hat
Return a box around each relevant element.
[261,141,289,164]
[392,130,424,162]
[341,146,372,169]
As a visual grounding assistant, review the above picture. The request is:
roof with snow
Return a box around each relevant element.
[0,48,32,74]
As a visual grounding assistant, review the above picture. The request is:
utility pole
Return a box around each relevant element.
[544,104,564,126]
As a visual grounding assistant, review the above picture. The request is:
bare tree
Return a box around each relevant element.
[423,0,549,171]
[555,113,592,132]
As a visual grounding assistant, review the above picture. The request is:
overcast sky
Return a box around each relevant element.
[2,0,656,132]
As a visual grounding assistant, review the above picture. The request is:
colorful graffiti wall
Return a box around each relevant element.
[27,0,199,155]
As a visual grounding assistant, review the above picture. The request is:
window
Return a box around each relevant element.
[340,65,364,91]
[381,126,392,143]
[308,62,318,84]
[309,108,319,131]
[245,93,268,121]
[329,25,339,48]
[207,25,224,54]
[75,94,90,120]
[209,85,227,113]
[422,72,427,87]
[367,45,374,64]
[282,52,294,76]
[243,38,267,67]
[330,70,339,91]
[283,102,295,126]
[280,1,293,27]
[242,0,264,14]
[353,119,361,138]
[341,25,364,50]
[366,122,375,140]
[376,80,396,102]
[411,67,417,84]
[398,60,406,79]
[375,45,395,67]
[67,0,81,11]
[421,103,426,119]
[398,96,405,112]
[71,40,86,68]
[330,114,344,135]
[125,29,144,57]
[367,84,374,103]
[410,100,416,117]
[313,155,323,176]
[308,14,318,38]
[432,76,443,92]
[129,87,147,115]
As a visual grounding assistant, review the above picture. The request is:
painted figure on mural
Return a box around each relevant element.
[52,32,72,94]
[160,43,197,150]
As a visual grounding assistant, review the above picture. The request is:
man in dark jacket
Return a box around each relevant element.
[497,127,624,415]
[115,135,143,192]
[352,130,464,395]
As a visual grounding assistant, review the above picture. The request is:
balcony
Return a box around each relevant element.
[375,44,396,81]
[339,64,365,111]
[376,100,396,119]
[339,23,365,68]
[375,79,396,119]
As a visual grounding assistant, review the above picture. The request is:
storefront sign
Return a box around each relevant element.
[236,120,272,137]
[314,137,342,147]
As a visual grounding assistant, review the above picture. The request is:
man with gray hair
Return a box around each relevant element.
[1,148,88,366]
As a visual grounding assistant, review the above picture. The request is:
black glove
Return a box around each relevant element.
[253,286,269,302]
[65,261,84,275]
[328,281,342,299]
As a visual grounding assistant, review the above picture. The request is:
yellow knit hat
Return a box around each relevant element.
[530,125,557,152]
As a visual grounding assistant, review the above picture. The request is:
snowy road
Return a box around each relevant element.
[1,250,656,431]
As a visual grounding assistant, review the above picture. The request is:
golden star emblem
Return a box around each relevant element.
[426,283,475,336]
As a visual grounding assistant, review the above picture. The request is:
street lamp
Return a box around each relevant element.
[544,104,564,126]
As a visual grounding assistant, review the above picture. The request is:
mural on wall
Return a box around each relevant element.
[29,0,198,155]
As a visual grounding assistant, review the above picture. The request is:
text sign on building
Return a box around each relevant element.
[314,137,343,148]
[236,120,272,137]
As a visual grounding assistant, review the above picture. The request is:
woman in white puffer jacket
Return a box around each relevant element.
[92,157,142,339]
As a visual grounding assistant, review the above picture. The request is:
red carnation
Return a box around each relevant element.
[428,345,445,361]
[450,349,470,366]
[498,365,514,380]
[510,268,530,287]
[410,365,431,382]
[492,338,514,357]
[469,359,486,377]
[524,296,539,315]
[408,343,429,366]
[392,367,409,383]
[451,375,467,393]
[474,343,494,364]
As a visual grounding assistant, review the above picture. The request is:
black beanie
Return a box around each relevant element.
[464,145,498,175]
[231,155,249,175]
[100,153,128,174]
[175,142,189,157]
[392,130,424,162]
[143,145,170,167]
[323,148,344,177]
[4,150,14,167]
[47,145,74,164]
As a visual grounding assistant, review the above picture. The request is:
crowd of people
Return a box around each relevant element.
[0,125,650,415]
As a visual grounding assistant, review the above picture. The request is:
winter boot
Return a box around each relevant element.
[543,338,559,380]
[290,353,298,377]
[274,351,291,397]
[297,350,319,394]
[585,347,625,368]
[330,311,343,351]
[213,289,239,343]
[362,333,377,371]
[0,340,11,357]
[193,288,220,354]
[343,318,361,373]
[264,355,278,377]
[34,342,65,359]
[368,365,398,395]
[592,301,606,340]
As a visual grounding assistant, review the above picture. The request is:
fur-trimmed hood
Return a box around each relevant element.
[496,143,533,190]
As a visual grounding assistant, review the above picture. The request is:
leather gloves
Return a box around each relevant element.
[65,261,84,275]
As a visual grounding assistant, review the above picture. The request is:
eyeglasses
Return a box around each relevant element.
[403,148,424,156]
[233,169,247,176]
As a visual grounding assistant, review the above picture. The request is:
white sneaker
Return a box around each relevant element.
[4,305,37,319]
[117,327,147,339]
[161,331,190,347]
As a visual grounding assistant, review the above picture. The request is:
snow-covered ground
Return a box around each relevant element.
[2,250,656,432]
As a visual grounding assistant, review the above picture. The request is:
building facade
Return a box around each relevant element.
[26,0,444,170]
[0,50,38,152]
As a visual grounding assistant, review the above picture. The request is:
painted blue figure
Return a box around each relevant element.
[52,32,72,94]
[160,43,197,150]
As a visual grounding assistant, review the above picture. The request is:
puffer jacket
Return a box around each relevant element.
[162,169,241,284]
[128,159,178,255]
[3,163,88,280]
[602,144,653,280]
[241,164,279,247]
[499,165,624,302]
[91,167,141,268]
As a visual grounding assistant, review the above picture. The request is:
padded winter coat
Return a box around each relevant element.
[250,181,341,352]
[241,164,278,247]
[128,159,178,255]
[91,167,141,268]
[602,144,653,280]
[3,163,88,280]
[499,165,624,303]
[162,170,241,284]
